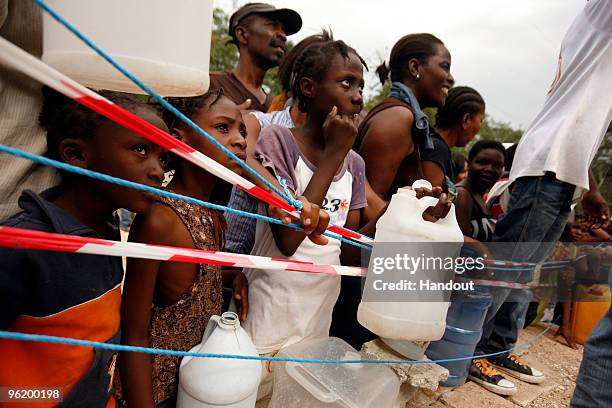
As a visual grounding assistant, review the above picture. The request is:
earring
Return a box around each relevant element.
[415,73,420,80]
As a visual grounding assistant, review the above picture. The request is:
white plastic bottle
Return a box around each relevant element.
[177,312,261,408]
[357,181,464,348]
[43,0,213,96]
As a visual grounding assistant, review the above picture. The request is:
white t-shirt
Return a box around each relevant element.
[242,125,367,353]
[510,0,612,196]
[250,106,293,129]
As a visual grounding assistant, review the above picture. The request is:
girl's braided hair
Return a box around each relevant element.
[435,86,485,129]
[162,88,225,130]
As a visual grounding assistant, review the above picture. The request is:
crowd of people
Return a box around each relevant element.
[0,0,611,407]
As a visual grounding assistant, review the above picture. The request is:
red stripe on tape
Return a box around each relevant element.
[0,226,112,252]
[243,185,295,213]
[327,225,362,240]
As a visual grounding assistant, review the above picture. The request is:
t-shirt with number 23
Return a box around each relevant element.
[242,125,367,353]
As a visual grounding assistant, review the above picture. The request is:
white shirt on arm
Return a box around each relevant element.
[510,0,612,198]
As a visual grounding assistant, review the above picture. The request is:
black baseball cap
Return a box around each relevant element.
[229,3,302,38]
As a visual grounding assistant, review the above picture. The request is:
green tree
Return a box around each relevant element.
[209,7,284,99]
[210,8,239,72]
[364,82,390,111]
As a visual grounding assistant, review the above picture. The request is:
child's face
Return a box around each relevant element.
[186,96,248,175]
[468,148,504,191]
[81,109,169,214]
[314,52,364,116]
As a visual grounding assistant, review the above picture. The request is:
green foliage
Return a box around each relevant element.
[364,82,390,111]
[423,107,437,126]
[263,67,281,97]
[210,8,239,72]
[478,117,523,144]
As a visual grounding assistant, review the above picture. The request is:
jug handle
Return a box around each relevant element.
[202,315,221,343]
[419,196,460,228]
[419,196,440,217]
[431,203,458,227]
[286,362,339,404]
[181,315,220,367]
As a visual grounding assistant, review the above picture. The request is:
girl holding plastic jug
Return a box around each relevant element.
[241,34,407,400]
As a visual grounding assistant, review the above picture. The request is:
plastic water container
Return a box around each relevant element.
[177,312,261,408]
[358,181,464,344]
[426,287,492,386]
[269,337,400,408]
[43,0,213,96]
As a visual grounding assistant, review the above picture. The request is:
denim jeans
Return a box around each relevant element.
[571,270,612,407]
[476,174,575,355]
[478,290,532,355]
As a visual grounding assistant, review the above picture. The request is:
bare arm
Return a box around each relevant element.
[361,179,387,226]
[582,169,610,223]
[270,109,358,256]
[340,209,364,266]
[455,186,473,237]
[357,107,414,199]
[119,206,182,408]
[421,160,446,189]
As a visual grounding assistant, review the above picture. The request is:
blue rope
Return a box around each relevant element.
[0,145,371,251]
[0,145,582,264]
[0,324,552,365]
[0,144,582,267]
[277,176,303,211]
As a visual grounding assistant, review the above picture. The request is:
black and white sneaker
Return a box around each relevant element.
[488,354,545,384]
[468,358,517,396]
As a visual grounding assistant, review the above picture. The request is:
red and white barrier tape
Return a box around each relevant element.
[0,37,373,246]
[0,226,365,277]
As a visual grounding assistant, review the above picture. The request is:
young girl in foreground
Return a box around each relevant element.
[117,90,250,407]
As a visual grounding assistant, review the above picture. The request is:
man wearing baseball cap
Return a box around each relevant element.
[209,3,302,112]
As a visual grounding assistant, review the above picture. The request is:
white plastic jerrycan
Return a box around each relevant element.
[357,180,464,346]
[177,312,261,408]
[43,0,213,96]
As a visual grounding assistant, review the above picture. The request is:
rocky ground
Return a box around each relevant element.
[409,323,583,408]
[523,324,583,408]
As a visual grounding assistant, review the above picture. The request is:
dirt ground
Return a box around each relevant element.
[521,324,584,408]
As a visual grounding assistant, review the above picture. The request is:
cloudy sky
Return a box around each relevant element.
[215,0,587,129]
